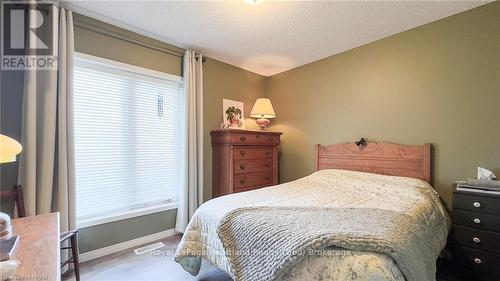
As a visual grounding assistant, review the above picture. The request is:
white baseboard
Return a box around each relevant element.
[79,228,176,262]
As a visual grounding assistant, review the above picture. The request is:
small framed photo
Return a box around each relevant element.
[222,99,245,129]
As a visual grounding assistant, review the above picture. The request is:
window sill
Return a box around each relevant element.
[77,202,178,229]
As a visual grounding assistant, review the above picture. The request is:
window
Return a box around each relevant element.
[73,53,184,227]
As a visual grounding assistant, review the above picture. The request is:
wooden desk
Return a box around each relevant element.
[10,213,60,281]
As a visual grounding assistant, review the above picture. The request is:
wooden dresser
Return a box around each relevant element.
[211,129,282,197]
[452,188,500,281]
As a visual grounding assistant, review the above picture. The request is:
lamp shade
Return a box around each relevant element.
[0,134,22,163]
[250,98,276,119]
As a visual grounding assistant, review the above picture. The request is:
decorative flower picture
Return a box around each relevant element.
[222,99,245,129]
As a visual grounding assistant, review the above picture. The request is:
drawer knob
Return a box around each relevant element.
[474,258,482,264]
[474,218,481,224]
[265,162,271,167]
[473,237,481,243]
[240,164,246,170]
[265,149,271,155]
[473,202,481,208]
[265,175,271,180]
[240,136,246,141]
[239,178,246,184]
[240,150,246,156]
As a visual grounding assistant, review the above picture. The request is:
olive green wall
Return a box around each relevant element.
[72,14,267,253]
[77,210,177,253]
[203,58,265,201]
[266,2,500,210]
[74,14,183,76]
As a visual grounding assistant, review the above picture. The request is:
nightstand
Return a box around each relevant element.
[451,187,500,281]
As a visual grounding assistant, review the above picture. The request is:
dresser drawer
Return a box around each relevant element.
[453,192,500,215]
[453,226,500,254]
[453,210,500,233]
[234,159,273,175]
[233,172,273,192]
[229,133,280,145]
[454,246,500,276]
[234,146,273,160]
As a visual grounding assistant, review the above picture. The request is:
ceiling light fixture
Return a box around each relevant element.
[244,0,264,5]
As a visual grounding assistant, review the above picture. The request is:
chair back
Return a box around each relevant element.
[0,185,26,218]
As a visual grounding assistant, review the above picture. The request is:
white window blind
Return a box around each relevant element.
[73,53,184,225]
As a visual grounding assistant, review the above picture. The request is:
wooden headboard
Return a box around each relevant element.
[315,142,432,184]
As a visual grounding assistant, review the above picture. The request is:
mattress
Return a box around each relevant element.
[175,169,450,281]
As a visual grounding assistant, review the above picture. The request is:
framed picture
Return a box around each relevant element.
[222,99,245,129]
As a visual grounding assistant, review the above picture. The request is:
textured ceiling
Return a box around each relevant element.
[66,1,490,77]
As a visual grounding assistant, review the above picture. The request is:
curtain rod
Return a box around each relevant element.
[73,19,184,58]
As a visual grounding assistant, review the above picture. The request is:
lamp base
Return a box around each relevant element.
[255,118,270,130]
[0,212,12,237]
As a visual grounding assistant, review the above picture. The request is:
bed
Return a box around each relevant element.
[175,141,450,281]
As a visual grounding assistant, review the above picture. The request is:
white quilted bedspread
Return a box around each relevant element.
[175,169,450,281]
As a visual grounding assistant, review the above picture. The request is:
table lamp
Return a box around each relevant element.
[0,134,22,164]
[0,134,22,237]
[250,98,276,130]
